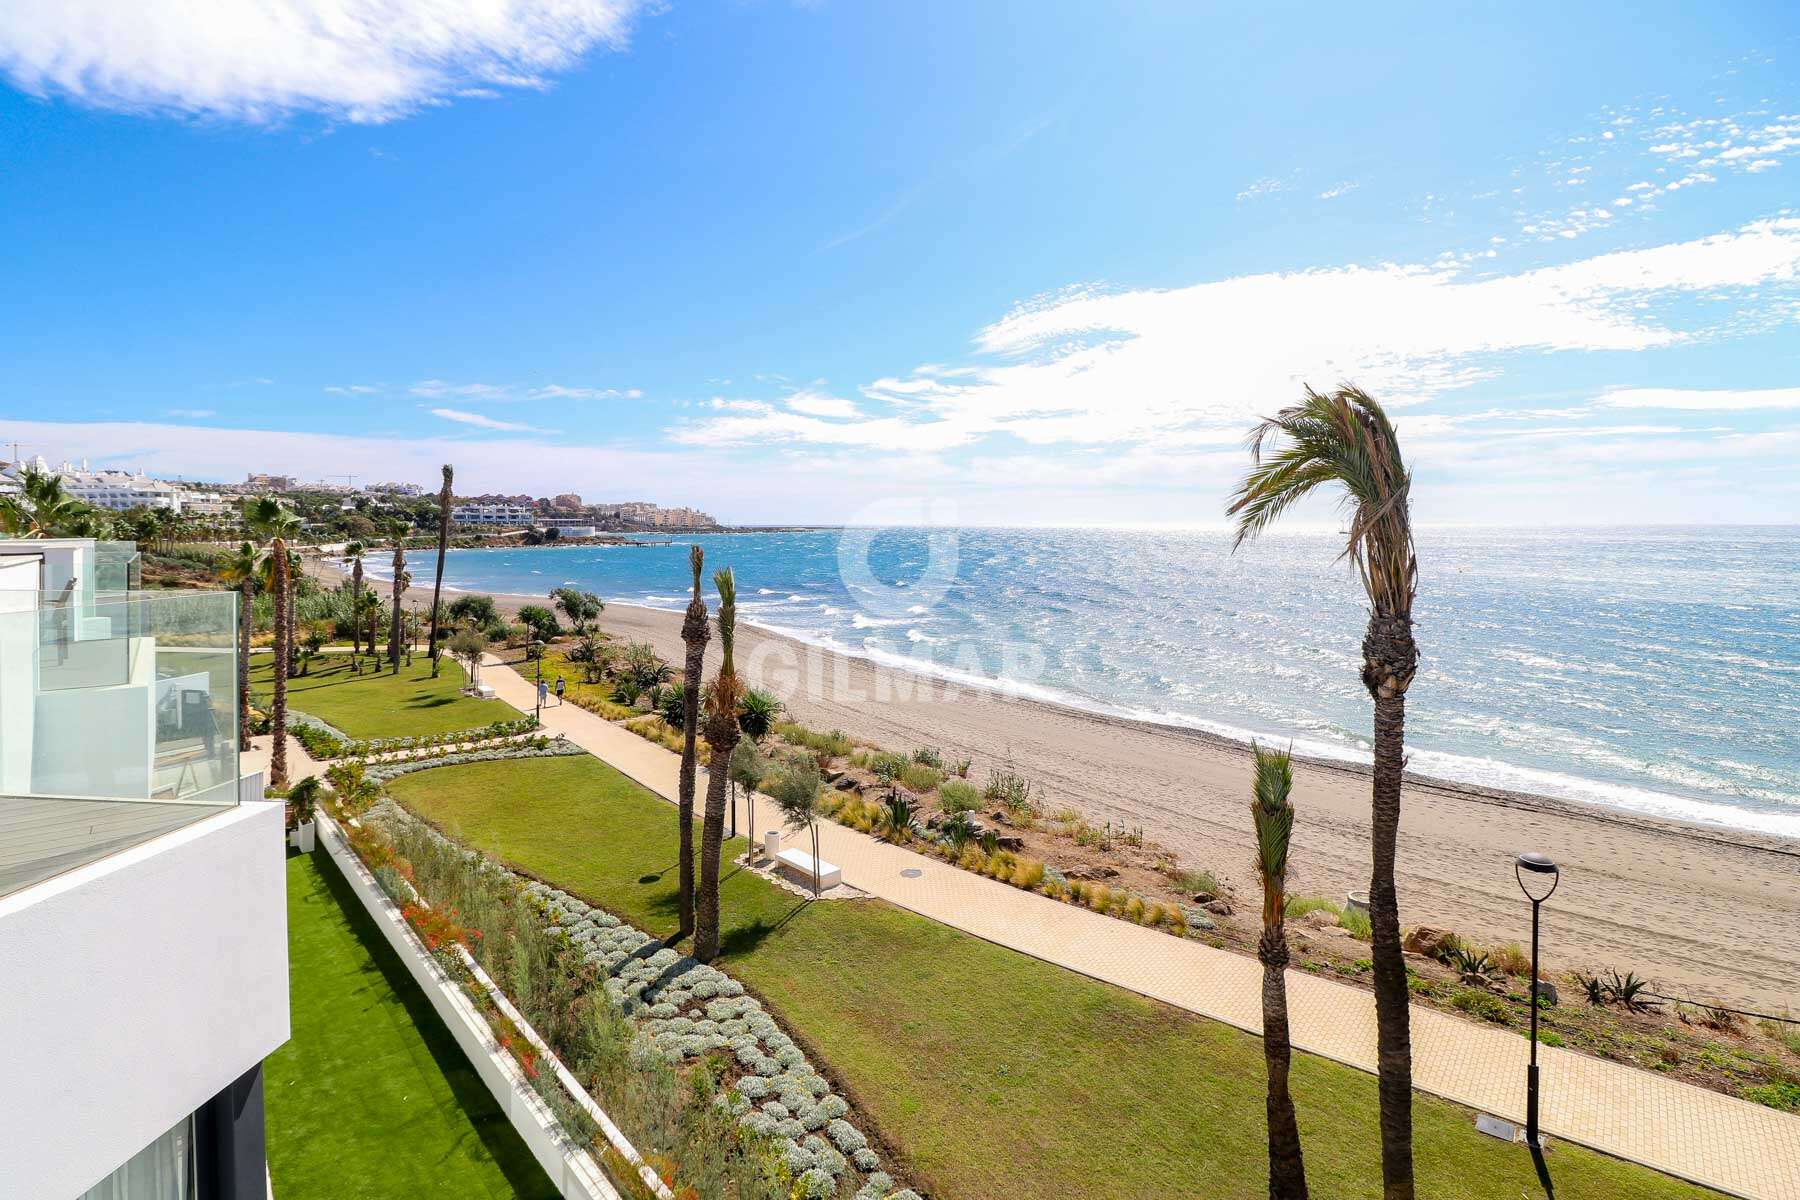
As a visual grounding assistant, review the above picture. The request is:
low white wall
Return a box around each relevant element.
[317,815,627,1200]
[0,799,290,1198]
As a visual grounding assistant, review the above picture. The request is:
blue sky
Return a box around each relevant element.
[1,1,1797,525]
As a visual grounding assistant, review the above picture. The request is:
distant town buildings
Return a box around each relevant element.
[367,481,426,496]
[242,472,296,491]
[604,501,716,529]
[551,492,583,510]
[451,501,537,527]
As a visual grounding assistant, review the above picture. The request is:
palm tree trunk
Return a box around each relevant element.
[694,712,740,962]
[237,579,253,746]
[351,562,363,656]
[270,540,291,789]
[1365,614,1418,1200]
[389,545,404,672]
[428,468,452,676]
[1260,926,1308,1199]
[286,559,298,673]
[678,604,708,940]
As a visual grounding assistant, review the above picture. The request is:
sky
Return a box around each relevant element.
[1,1,1798,526]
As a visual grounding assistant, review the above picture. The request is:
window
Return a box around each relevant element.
[80,1115,195,1200]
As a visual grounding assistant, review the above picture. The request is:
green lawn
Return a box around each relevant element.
[251,653,519,738]
[389,755,1724,1200]
[266,851,557,1200]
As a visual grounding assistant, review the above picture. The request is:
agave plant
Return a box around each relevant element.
[939,810,977,853]
[735,687,783,742]
[1605,970,1662,1013]
[880,793,918,842]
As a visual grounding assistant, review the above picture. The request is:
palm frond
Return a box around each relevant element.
[1250,741,1296,925]
[1228,384,1416,617]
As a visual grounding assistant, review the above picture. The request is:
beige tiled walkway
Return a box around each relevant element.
[488,657,1799,1200]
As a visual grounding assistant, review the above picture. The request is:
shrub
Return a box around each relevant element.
[1086,883,1112,912]
[1008,858,1046,890]
[1337,906,1373,941]
[1451,989,1512,1025]
[983,768,1035,813]
[937,779,982,813]
[898,762,941,794]
[949,757,973,778]
[1536,1030,1565,1047]
[910,746,943,769]
[1285,896,1340,921]
[869,752,908,792]
[775,722,854,759]
[1489,941,1531,977]
[1168,866,1220,896]
[938,810,977,852]
[879,794,917,842]
[1743,1079,1800,1113]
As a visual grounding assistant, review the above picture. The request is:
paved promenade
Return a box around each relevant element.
[482,656,1798,1200]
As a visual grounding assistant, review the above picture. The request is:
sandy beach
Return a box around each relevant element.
[311,557,1800,1009]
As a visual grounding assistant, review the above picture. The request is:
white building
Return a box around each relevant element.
[6,458,190,513]
[452,502,537,527]
[604,501,716,529]
[0,538,287,1199]
[536,516,598,537]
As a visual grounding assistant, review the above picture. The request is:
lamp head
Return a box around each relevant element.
[1515,852,1560,902]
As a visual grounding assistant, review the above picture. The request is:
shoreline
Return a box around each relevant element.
[310,557,1800,1008]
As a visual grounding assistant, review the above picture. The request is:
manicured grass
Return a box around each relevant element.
[389,755,1725,1200]
[251,654,518,738]
[266,852,557,1200]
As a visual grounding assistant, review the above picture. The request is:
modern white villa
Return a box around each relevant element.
[0,537,288,1199]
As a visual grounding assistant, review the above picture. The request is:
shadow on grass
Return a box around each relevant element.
[308,851,560,1200]
[719,896,812,959]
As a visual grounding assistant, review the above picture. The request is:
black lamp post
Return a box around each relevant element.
[1516,851,1560,1198]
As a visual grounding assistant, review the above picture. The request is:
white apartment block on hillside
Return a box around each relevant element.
[452,501,537,527]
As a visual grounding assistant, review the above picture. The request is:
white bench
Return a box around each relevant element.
[473,684,498,700]
[774,847,841,890]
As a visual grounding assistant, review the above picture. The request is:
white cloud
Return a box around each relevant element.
[673,219,1800,454]
[1235,176,1291,202]
[430,407,547,432]
[1317,181,1359,200]
[325,384,381,395]
[784,390,861,419]
[410,379,637,402]
[164,408,215,418]
[0,0,646,123]
[1597,386,1800,412]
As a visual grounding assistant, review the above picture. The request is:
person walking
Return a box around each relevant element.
[554,675,565,705]
[538,678,549,713]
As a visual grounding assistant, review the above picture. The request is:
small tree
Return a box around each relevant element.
[568,630,611,684]
[769,757,829,896]
[448,627,488,690]
[517,604,561,644]
[299,622,328,676]
[552,586,604,634]
[447,593,500,629]
[729,739,768,852]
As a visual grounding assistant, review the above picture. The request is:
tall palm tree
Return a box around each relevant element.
[677,544,709,941]
[387,522,407,672]
[285,545,302,674]
[343,540,367,655]
[694,567,742,963]
[1251,743,1308,1200]
[245,497,301,789]
[428,465,453,677]
[1228,384,1419,1199]
[216,541,261,747]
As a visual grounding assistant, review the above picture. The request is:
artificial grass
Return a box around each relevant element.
[266,852,557,1200]
[250,653,518,738]
[389,755,1726,1200]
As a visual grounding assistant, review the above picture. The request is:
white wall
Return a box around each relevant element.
[0,800,290,1198]
[0,560,39,793]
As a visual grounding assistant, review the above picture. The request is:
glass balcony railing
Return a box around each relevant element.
[0,586,243,898]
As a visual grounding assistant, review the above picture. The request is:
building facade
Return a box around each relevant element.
[0,538,287,1199]
[451,502,538,527]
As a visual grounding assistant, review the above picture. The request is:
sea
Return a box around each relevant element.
[388,526,1800,840]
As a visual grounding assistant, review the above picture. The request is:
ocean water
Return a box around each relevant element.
[399,527,1800,839]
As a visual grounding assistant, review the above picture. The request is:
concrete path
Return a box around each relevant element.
[481,656,1798,1200]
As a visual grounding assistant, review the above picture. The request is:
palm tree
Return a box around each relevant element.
[343,540,367,655]
[245,497,301,789]
[0,467,98,538]
[677,545,709,941]
[1228,384,1419,1199]
[1251,743,1308,1199]
[694,567,742,963]
[216,541,261,747]
[428,465,453,677]
[387,522,407,672]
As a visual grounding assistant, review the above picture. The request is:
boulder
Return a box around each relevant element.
[1403,926,1453,958]
[1191,891,1215,905]
[989,809,1012,826]
[1065,863,1119,881]
[1298,909,1340,931]
[1203,899,1234,917]
[994,834,1025,852]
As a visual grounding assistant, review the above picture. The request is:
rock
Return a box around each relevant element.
[1191,891,1215,905]
[989,809,1012,826]
[1298,909,1340,931]
[1533,980,1559,1007]
[1403,926,1453,958]
[1203,899,1234,917]
[823,769,845,785]
[1065,864,1118,881]
[994,834,1025,852]
[1181,908,1217,932]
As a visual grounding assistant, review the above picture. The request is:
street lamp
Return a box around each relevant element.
[1516,851,1561,1198]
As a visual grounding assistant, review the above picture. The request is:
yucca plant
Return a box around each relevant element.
[880,793,918,842]
[694,567,741,962]
[676,545,709,941]
[1251,743,1309,1198]
[1230,384,1420,1199]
